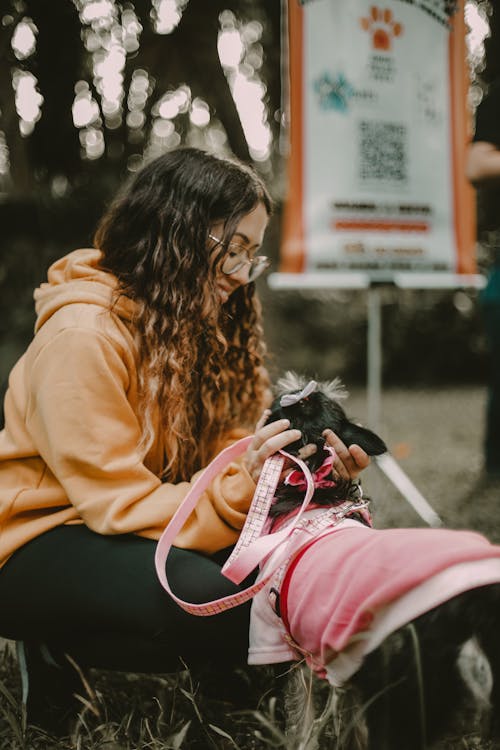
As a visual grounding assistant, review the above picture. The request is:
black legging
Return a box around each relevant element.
[0,525,252,674]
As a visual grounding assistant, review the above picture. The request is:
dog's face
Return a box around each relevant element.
[265,373,387,471]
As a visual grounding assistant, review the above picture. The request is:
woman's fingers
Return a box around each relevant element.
[246,417,302,482]
[254,425,302,462]
[323,429,370,480]
[254,409,271,432]
[250,417,288,448]
[348,444,370,472]
[246,415,371,484]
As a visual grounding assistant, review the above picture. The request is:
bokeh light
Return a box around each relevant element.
[12,70,43,136]
[189,98,210,127]
[151,0,188,35]
[72,84,101,128]
[75,0,143,159]
[217,12,272,163]
[80,1,115,25]
[217,27,244,69]
[11,18,37,60]
[79,126,105,159]
[156,85,191,120]
[465,1,489,68]
[465,1,489,111]
[4,1,274,171]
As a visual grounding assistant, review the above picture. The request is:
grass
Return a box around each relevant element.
[0,642,298,749]
[1,642,496,749]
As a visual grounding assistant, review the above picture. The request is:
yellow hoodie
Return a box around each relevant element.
[0,248,256,568]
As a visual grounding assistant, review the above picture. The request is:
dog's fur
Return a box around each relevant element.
[265,373,500,750]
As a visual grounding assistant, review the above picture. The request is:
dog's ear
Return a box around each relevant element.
[340,421,387,456]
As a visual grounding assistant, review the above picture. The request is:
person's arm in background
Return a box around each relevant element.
[466,141,500,186]
[466,82,500,186]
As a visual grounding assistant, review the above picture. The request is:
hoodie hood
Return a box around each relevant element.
[34,248,137,332]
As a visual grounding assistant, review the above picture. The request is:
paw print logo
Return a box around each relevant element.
[314,72,355,113]
[360,6,403,51]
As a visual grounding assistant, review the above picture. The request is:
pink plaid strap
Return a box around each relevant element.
[154,438,318,616]
[221,452,285,582]
[221,447,329,585]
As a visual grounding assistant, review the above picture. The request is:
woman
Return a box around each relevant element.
[0,148,369,734]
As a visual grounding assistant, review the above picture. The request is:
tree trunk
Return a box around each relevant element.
[24,0,82,179]
[0,11,32,193]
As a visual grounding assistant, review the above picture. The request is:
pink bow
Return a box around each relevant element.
[284,452,337,491]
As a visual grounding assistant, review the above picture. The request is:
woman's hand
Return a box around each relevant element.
[245,413,371,484]
[245,410,302,483]
[323,429,370,481]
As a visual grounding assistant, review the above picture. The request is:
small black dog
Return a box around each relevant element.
[265,373,387,465]
[264,372,386,518]
[260,373,500,750]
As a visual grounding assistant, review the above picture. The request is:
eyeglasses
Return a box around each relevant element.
[208,234,270,282]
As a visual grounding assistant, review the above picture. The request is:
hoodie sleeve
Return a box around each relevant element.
[26,326,256,554]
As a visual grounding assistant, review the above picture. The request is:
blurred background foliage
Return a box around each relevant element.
[0,0,498,418]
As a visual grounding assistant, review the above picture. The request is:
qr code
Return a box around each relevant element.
[358,120,408,183]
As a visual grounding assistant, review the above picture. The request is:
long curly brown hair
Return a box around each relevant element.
[94,148,272,481]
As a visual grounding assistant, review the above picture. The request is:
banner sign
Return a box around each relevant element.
[281,0,475,276]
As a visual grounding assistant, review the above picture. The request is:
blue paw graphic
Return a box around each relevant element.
[314,72,355,112]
